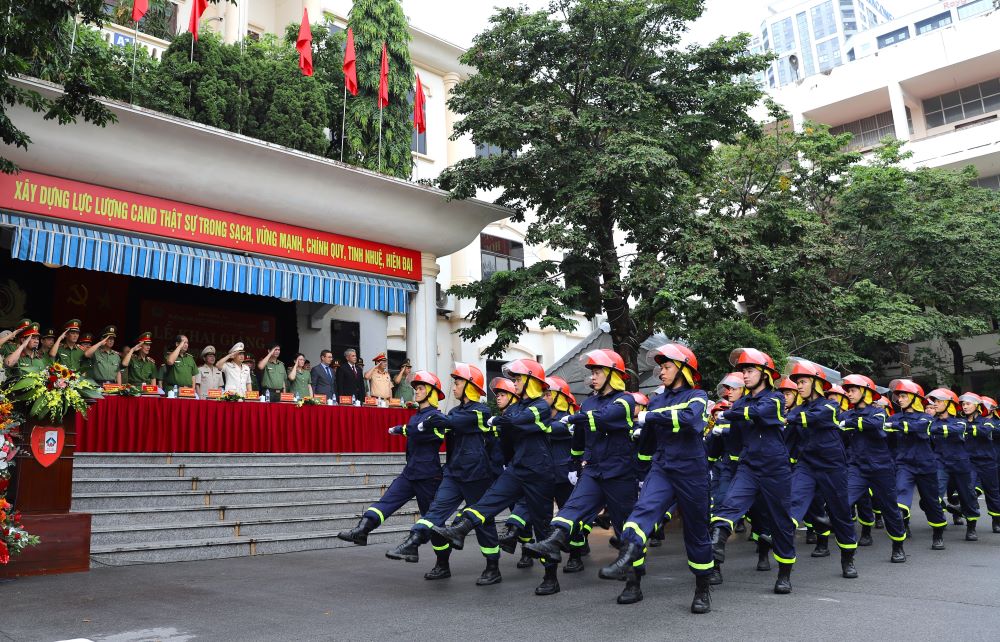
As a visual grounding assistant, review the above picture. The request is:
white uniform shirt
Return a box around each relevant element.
[222,362,253,394]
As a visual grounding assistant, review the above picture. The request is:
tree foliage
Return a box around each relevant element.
[439,0,771,380]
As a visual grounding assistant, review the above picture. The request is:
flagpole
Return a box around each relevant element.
[340,85,347,162]
[378,104,383,173]
[130,21,139,104]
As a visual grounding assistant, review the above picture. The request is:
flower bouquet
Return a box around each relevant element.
[217,391,245,402]
[2,363,101,424]
[105,384,142,398]
[0,399,40,563]
[295,396,325,408]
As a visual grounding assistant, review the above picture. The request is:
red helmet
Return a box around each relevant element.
[888,379,925,399]
[410,370,445,397]
[716,372,744,397]
[958,392,984,414]
[631,392,650,407]
[503,358,549,389]
[451,362,486,395]
[489,376,519,398]
[927,388,960,411]
[545,376,576,406]
[777,377,798,392]
[842,374,881,401]
[826,384,848,398]
[981,396,998,413]
[787,359,833,391]
[729,348,780,379]
[581,349,628,378]
[647,343,701,383]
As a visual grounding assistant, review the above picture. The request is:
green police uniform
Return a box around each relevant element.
[91,349,122,383]
[260,360,287,400]
[163,352,199,387]
[2,319,33,370]
[127,355,157,385]
[15,352,47,376]
[288,368,310,398]
[57,345,86,372]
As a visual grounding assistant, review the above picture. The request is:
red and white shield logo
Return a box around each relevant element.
[30,426,65,468]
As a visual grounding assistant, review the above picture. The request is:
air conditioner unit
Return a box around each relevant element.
[436,284,455,312]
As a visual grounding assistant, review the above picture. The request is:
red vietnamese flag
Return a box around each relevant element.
[189,0,207,41]
[296,8,313,76]
[378,42,389,109]
[413,73,426,134]
[343,27,358,96]
[132,0,148,22]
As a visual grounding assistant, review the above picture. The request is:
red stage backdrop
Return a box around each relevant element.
[139,300,275,355]
[0,171,421,281]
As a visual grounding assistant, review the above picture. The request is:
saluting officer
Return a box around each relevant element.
[85,326,123,385]
[258,343,287,402]
[196,346,225,397]
[50,319,85,372]
[163,334,199,389]
[39,328,56,366]
[3,323,46,376]
[122,332,157,386]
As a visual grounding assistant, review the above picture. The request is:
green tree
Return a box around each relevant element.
[438,0,770,379]
[343,0,415,178]
[110,0,177,42]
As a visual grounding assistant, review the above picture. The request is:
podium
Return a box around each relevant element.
[1,415,91,577]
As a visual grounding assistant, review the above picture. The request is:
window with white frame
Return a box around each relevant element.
[923,77,1000,129]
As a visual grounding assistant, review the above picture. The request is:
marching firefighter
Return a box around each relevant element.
[597,344,714,613]
[433,359,561,596]
[927,388,980,540]
[786,361,859,580]
[524,350,639,597]
[840,375,907,563]
[337,371,447,547]
[887,380,948,549]
[710,348,797,594]
[960,393,1000,533]
[385,364,502,585]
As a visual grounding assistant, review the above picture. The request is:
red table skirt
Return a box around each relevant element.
[75,396,417,453]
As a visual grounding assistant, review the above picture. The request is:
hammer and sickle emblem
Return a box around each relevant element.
[67,284,89,306]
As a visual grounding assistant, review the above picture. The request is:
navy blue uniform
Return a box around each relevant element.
[966,416,1000,519]
[411,401,499,559]
[712,389,796,564]
[788,397,858,550]
[841,405,906,542]
[622,387,713,576]
[365,406,446,526]
[708,412,746,507]
[459,397,558,567]
[931,416,980,522]
[890,411,946,527]
[551,392,638,544]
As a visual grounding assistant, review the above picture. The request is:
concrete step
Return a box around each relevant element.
[89,527,412,566]
[75,453,413,465]
[87,499,417,529]
[74,461,408,479]
[74,472,400,493]
[72,484,390,511]
[90,511,420,547]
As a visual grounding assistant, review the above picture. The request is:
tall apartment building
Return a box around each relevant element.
[769,1,1000,389]
[754,0,894,89]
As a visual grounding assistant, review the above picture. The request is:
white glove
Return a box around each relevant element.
[567,424,575,436]
[388,425,401,435]
[639,480,645,490]
[711,425,723,435]
[417,421,425,432]
[568,471,578,486]
[487,416,495,427]
[636,411,648,425]
[631,428,642,441]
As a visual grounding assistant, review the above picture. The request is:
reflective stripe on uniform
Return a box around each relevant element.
[772,553,796,564]
[480,546,500,555]
[688,559,714,571]
[614,397,634,427]
[529,406,551,433]
[552,516,575,531]
[465,508,486,524]
[475,410,489,433]
[623,521,647,544]
[366,507,386,524]
[416,519,434,529]
[433,543,450,551]
[508,513,526,527]
[588,411,597,432]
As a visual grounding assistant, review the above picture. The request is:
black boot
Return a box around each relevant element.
[858,524,873,547]
[734,518,746,534]
[608,534,622,550]
[524,527,569,559]
[336,516,377,546]
[648,526,664,548]
[966,520,978,541]
[774,562,793,594]
[385,529,427,562]
[498,524,520,555]
[424,552,451,580]
[598,542,644,581]
[811,533,830,557]
[840,548,858,579]
[953,514,965,526]
[476,557,502,586]
[904,516,911,537]
[890,540,906,563]
[594,511,612,530]
[707,564,723,585]
[756,538,772,572]
[993,516,1000,533]
[931,525,945,550]
[805,527,816,545]
[535,564,560,596]
[691,573,712,614]
[617,570,643,605]
[874,513,884,530]
[563,552,584,573]
[710,526,730,564]
[431,516,475,550]
[517,544,535,569]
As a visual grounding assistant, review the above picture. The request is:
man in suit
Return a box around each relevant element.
[311,349,337,399]
[336,348,366,402]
